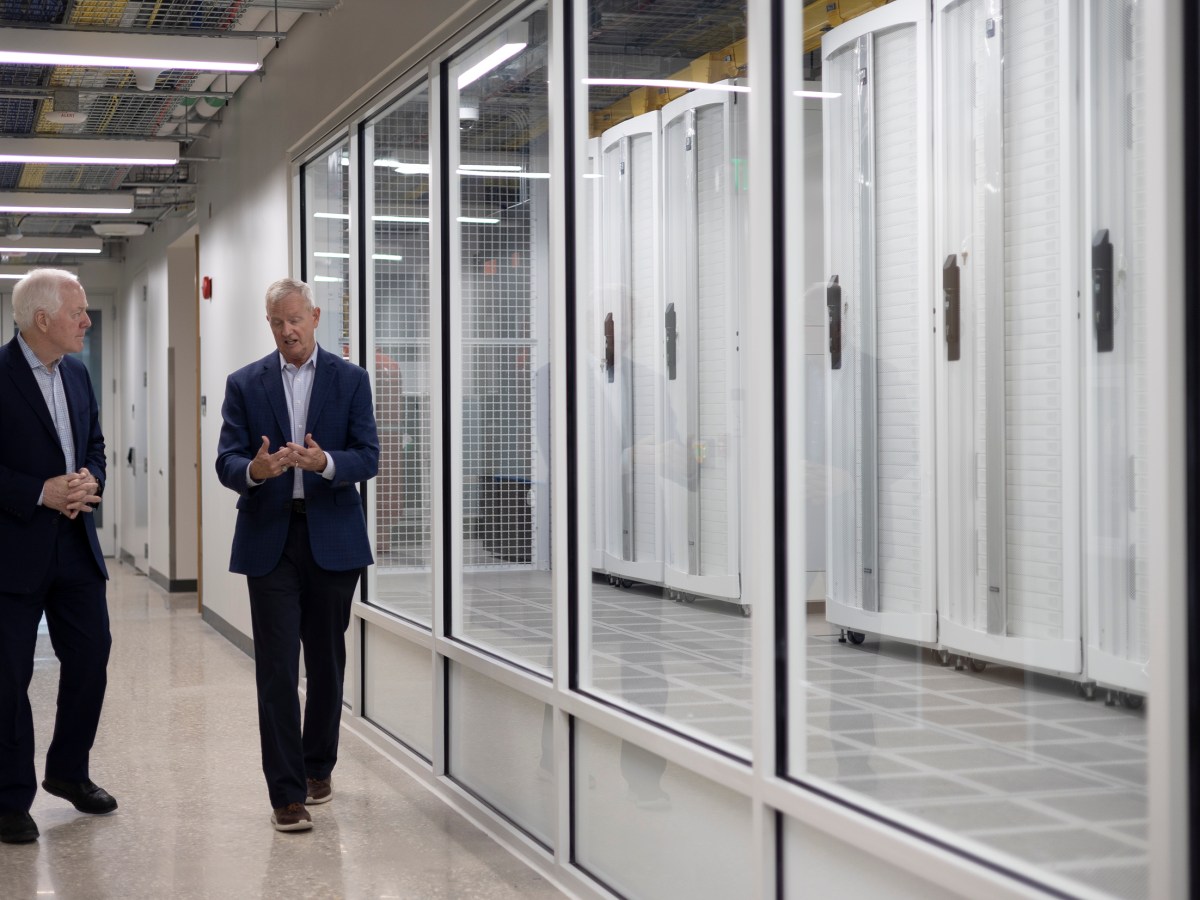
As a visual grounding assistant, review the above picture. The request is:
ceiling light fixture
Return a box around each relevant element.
[0,236,103,254]
[0,28,261,74]
[0,137,179,166]
[0,191,133,214]
[0,264,78,280]
[457,43,527,89]
[583,77,749,94]
[92,222,149,237]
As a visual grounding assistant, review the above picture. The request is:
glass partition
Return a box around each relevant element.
[302,138,352,355]
[788,1,1152,896]
[447,4,554,673]
[576,0,751,755]
[364,85,435,625]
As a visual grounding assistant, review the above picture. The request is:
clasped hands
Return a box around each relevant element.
[248,434,328,482]
[44,467,101,519]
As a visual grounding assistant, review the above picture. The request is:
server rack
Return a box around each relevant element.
[822,0,937,645]
[1082,0,1149,703]
[934,0,1082,676]
[595,113,667,587]
[660,85,746,612]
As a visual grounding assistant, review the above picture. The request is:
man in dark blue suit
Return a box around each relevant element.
[0,269,117,845]
[216,277,378,832]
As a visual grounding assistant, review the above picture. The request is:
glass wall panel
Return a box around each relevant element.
[362,624,434,760]
[447,662,555,847]
[365,85,434,625]
[303,138,352,354]
[574,721,753,899]
[576,0,752,755]
[789,1,1151,896]
[447,6,554,673]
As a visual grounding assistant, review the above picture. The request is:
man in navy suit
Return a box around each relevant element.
[0,269,117,845]
[216,277,378,832]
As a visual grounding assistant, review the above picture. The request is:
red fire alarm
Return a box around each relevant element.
[201,276,213,299]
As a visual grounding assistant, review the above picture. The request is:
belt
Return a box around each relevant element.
[290,498,307,515]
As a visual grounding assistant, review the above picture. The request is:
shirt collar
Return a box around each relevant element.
[279,344,319,372]
[17,331,60,372]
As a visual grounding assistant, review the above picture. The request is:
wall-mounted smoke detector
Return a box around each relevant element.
[92,222,149,237]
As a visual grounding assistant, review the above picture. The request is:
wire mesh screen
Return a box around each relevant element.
[368,85,434,623]
[449,4,553,674]
[303,141,351,354]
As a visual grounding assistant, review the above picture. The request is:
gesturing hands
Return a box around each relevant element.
[248,434,327,482]
[43,467,101,519]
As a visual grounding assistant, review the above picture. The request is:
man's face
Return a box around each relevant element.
[39,280,91,358]
[267,292,321,367]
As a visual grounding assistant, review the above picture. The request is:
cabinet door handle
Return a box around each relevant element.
[603,312,615,382]
[664,303,678,381]
[827,275,842,370]
[1093,229,1114,353]
[943,254,960,361]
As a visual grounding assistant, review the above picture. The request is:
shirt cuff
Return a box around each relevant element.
[246,461,263,486]
[321,454,336,481]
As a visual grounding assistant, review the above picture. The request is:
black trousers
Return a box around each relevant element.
[247,511,359,809]
[0,515,110,813]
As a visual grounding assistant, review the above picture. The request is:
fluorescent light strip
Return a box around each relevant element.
[374,215,429,223]
[457,43,526,89]
[583,77,749,94]
[460,164,521,172]
[794,90,842,99]
[0,28,261,72]
[314,212,350,220]
[373,254,404,261]
[0,238,103,254]
[458,217,500,224]
[458,169,549,179]
[313,275,342,283]
[0,137,178,166]
[313,251,350,259]
[0,191,133,214]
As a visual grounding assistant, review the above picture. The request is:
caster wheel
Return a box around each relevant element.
[620,579,633,589]
[739,604,751,618]
[1075,682,1097,701]
[1105,691,1118,707]
[683,594,695,604]
[846,631,866,645]
[968,658,987,673]
[954,656,966,671]
[936,648,953,667]
[1121,693,1144,710]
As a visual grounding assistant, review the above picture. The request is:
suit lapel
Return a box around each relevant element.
[60,358,90,471]
[3,336,60,446]
[258,353,292,441]
[304,348,335,435]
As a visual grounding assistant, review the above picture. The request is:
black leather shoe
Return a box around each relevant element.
[0,810,39,843]
[41,777,118,815]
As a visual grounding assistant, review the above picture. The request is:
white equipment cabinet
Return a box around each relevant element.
[586,136,606,574]
[595,113,666,587]
[934,0,1081,676]
[822,0,936,645]
[660,85,746,612]
[1082,0,1149,702]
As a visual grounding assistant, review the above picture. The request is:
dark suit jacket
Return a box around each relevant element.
[215,346,379,577]
[0,334,108,593]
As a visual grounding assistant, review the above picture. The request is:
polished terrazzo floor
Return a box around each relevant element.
[3,561,564,900]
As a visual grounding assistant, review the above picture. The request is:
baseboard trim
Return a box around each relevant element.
[149,567,198,593]
[200,605,255,659]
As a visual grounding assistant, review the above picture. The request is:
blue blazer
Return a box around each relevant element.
[215,346,379,577]
[0,334,108,593]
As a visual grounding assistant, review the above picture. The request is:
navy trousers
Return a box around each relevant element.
[247,510,359,809]
[0,515,110,813]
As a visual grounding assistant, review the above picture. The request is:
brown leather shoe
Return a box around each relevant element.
[271,802,312,832]
[305,777,332,805]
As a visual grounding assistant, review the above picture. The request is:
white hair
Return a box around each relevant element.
[12,268,80,331]
[264,277,314,313]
